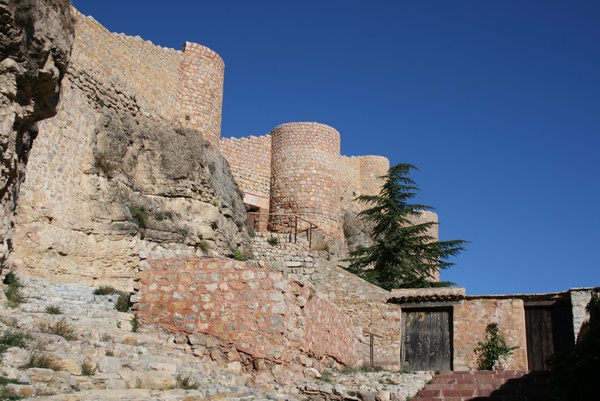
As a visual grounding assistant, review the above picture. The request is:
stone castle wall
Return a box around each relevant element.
[134,257,360,370]
[70,10,183,121]
[219,135,272,205]
[453,298,528,370]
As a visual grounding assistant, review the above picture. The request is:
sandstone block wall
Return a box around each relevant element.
[311,261,402,369]
[70,10,183,122]
[177,42,225,145]
[453,297,528,370]
[134,257,360,366]
[219,135,272,205]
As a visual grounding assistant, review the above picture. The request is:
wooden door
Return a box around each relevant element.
[525,305,575,370]
[402,309,452,371]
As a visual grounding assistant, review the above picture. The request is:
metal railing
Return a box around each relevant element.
[247,212,318,249]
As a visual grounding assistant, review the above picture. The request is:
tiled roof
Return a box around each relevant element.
[388,287,466,303]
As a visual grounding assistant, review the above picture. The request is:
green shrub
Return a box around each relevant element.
[45,305,62,315]
[3,272,24,308]
[93,286,121,296]
[22,352,63,371]
[130,315,140,333]
[267,236,279,246]
[129,205,149,228]
[176,374,199,389]
[80,359,96,376]
[198,240,211,253]
[0,382,24,401]
[320,370,333,382]
[233,248,247,261]
[474,323,518,370]
[39,318,78,341]
[115,292,130,312]
[0,330,32,354]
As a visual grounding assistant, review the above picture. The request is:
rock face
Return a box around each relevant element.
[8,11,249,287]
[0,0,74,266]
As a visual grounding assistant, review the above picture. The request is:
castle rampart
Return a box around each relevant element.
[219,135,272,207]
[70,9,183,121]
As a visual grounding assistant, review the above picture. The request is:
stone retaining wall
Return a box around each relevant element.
[134,257,360,368]
[311,262,402,369]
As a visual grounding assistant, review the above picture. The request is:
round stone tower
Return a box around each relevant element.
[269,122,342,238]
[360,155,390,196]
[177,41,224,145]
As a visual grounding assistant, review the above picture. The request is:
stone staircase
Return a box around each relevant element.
[414,370,562,401]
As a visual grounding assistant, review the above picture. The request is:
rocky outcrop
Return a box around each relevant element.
[0,0,74,267]
[8,11,249,288]
[9,67,249,288]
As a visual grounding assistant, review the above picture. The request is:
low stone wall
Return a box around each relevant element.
[311,262,401,369]
[134,257,360,371]
[251,233,318,274]
[453,297,528,370]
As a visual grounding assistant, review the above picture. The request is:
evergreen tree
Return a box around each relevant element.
[346,163,467,290]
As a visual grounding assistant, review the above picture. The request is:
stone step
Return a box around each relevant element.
[414,371,560,401]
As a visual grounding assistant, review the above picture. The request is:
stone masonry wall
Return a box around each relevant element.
[453,298,528,370]
[70,9,183,122]
[134,257,360,369]
[311,262,401,369]
[177,42,225,145]
[219,135,272,206]
[270,122,342,238]
[570,288,596,341]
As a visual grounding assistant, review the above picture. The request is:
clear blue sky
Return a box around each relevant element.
[72,1,599,295]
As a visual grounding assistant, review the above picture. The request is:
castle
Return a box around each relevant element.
[71,11,392,239]
[4,6,595,380]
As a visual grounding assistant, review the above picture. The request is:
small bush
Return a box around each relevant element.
[45,305,62,315]
[0,382,24,401]
[93,286,121,296]
[129,205,149,228]
[130,316,140,333]
[115,292,130,312]
[39,318,78,341]
[475,323,518,370]
[320,370,333,382]
[267,236,279,246]
[233,248,247,261]
[311,242,330,252]
[198,240,211,253]
[105,349,114,357]
[22,352,63,371]
[3,272,24,307]
[176,374,199,390]
[80,359,96,376]
[94,152,116,176]
[0,330,32,354]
